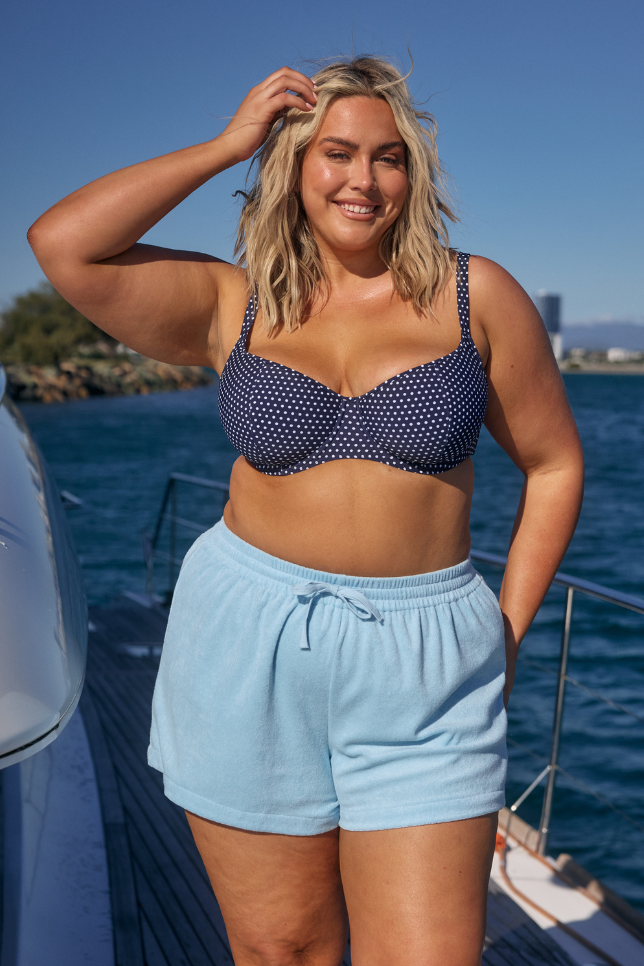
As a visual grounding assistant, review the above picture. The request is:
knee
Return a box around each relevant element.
[233,937,343,966]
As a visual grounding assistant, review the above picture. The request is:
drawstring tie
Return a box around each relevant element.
[291,581,383,650]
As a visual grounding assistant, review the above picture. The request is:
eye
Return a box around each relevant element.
[327,151,350,161]
[379,155,401,165]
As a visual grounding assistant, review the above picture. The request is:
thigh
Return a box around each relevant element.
[187,813,348,966]
[339,813,497,966]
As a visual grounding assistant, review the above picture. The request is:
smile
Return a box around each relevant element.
[334,202,378,214]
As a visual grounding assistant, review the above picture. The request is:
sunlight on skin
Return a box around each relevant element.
[187,813,498,966]
[27,61,584,966]
[300,96,408,287]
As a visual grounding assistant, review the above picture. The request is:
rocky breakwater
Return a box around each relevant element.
[5,356,213,403]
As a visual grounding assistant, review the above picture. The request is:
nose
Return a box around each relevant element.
[349,155,377,193]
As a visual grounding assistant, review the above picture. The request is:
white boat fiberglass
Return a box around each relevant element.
[0,365,87,769]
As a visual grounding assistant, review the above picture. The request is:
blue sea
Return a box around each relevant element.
[19,373,644,911]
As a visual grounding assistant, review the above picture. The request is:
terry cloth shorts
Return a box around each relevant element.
[148,519,507,834]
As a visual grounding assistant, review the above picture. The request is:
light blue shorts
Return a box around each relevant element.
[148,520,507,834]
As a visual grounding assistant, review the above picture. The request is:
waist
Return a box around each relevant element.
[198,517,480,605]
[224,456,473,578]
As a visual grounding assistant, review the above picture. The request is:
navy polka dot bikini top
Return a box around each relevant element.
[218,252,488,476]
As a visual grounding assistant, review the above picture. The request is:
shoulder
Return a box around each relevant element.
[463,255,581,476]
[467,254,532,311]
[465,254,546,347]
[465,256,564,434]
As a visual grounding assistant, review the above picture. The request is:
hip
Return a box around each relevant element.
[163,516,506,680]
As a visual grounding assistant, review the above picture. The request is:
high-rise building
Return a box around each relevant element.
[534,291,563,361]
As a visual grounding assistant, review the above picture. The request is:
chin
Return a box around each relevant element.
[320,225,382,251]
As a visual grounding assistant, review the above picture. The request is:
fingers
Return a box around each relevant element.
[259,66,316,92]
[256,67,317,107]
[263,76,317,111]
[222,68,317,163]
[278,93,315,113]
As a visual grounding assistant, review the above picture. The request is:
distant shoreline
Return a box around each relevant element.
[559,361,644,374]
[4,357,643,405]
[4,357,213,403]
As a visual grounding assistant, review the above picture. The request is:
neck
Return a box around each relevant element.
[316,238,390,294]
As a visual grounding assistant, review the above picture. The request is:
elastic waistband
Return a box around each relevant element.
[196,520,481,607]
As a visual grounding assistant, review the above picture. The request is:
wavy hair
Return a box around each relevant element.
[235,55,457,333]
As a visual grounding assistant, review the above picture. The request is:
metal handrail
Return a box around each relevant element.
[471,549,644,855]
[518,655,644,724]
[471,549,644,615]
[145,473,644,858]
[505,736,644,836]
[165,471,230,492]
[143,472,229,598]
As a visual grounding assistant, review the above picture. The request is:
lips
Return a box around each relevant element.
[334,201,379,215]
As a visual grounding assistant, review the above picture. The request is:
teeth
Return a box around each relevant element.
[338,203,376,214]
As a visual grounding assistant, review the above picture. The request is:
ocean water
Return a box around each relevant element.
[19,373,644,911]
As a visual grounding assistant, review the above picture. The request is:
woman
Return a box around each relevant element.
[29,57,583,966]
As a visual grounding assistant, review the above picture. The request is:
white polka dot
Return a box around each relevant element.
[218,254,487,476]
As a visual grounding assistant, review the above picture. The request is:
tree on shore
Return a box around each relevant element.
[0,283,115,366]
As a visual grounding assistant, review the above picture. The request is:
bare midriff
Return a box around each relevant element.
[223,456,474,577]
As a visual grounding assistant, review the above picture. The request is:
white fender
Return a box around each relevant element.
[0,366,87,769]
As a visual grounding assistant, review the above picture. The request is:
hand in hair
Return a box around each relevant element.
[220,67,317,164]
[25,67,314,366]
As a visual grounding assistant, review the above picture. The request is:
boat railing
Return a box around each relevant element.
[142,471,229,596]
[143,472,644,858]
[471,549,644,857]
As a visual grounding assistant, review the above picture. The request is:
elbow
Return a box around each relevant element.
[27,218,56,262]
[556,429,585,484]
[27,218,78,280]
[26,220,41,253]
[569,434,585,490]
[524,444,585,501]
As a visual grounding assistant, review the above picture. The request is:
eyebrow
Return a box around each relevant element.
[318,136,405,151]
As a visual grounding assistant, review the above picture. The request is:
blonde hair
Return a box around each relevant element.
[235,55,457,333]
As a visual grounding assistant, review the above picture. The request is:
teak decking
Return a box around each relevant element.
[84,596,577,966]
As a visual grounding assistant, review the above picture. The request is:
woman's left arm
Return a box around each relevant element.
[469,257,585,707]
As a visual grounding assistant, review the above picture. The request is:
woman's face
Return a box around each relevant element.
[299,96,408,256]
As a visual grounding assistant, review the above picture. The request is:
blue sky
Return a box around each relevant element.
[1,0,642,322]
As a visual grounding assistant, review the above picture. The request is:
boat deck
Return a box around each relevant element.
[85,596,580,966]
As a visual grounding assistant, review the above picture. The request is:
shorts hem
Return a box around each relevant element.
[157,772,340,836]
[338,792,506,831]
[147,746,163,772]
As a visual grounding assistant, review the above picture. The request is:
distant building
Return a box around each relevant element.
[534,291,563,361]
[607,347,641,363]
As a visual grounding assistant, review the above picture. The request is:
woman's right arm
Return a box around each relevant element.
[27,68,317,369]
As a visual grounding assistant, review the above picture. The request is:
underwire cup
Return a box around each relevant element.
[218,252,488,477]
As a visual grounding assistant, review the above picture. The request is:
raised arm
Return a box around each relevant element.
[27,68,317,369]
[470,257,585,706]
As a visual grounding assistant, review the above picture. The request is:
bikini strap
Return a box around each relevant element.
[239,293,259,343]
[241,265,471,342]
[455,252,471,339]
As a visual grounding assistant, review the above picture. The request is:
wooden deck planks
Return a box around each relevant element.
[88,667,208,866]
[90,684,215,907]
[127,819,230,966]
[80,686,145,966]
[85,596,576,966]
[133,857,195,966]
[141,912,172,966]
[87,599,232,966]
[121,786,231,955]
[483,882,577,964]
